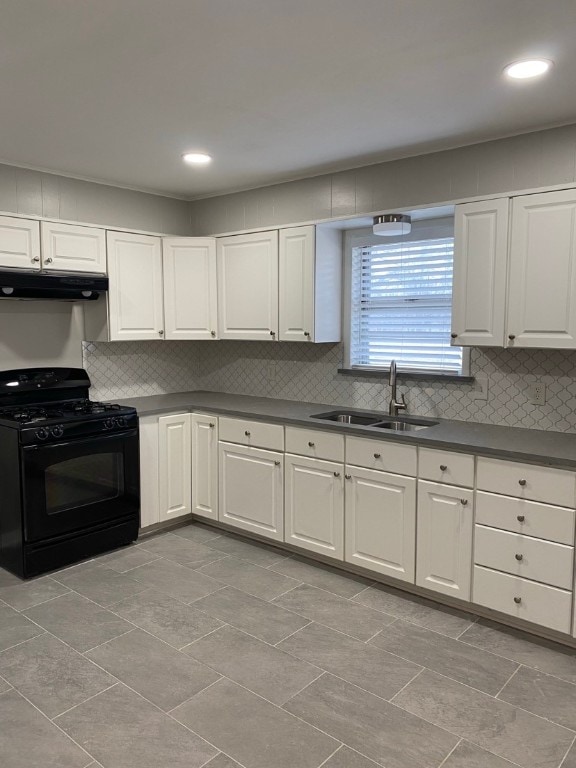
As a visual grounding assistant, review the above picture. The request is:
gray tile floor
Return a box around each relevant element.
[1,523,576,768]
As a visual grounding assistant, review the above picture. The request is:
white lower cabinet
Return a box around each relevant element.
[284,454,344,559]
[416,481,473,600]
[191,413,219,521]
[344,466,416,582]
[219,442,284,540]
[158,413,191,523]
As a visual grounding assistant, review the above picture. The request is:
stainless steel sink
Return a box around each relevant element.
[310,411,382,425]
[310,410,438,430]
[374,419,434,431]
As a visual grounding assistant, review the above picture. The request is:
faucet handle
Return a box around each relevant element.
[399,393,407,410]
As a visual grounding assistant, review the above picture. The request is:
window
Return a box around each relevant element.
[344,218,465,375]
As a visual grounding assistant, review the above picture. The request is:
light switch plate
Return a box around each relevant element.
[470,373,489,401]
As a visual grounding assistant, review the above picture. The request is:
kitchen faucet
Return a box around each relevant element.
[388,360,407,417]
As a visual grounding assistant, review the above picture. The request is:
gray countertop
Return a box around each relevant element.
[114,390,576,469]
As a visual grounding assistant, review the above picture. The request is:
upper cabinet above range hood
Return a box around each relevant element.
[0,270,108,301]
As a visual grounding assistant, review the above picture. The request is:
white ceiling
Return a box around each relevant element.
[2,0,576,200]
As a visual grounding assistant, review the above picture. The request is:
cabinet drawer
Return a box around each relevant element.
[346,436,417,476]
[219,417,284,451]
[473,565,572,634]
[285,427,344,462]
[475,491,575,544]
[476,457,576,508]
[418,448,474,487]
[474,525,574,590]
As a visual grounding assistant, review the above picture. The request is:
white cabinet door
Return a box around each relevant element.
[416,481,473,600]
[452,199,509,346]
[284,454,344,559]
[279,226,315,342]
[219,442,283,540]
[217,231,278,340]
[158,413,191,523]
[0,216,41,270]
[507,190,576,348]
[163,237,218,340]
[139,415,160,529]
[344,466,416,582]
[107,231,164,340]
[191,413,218,521]
[40,222,106,274]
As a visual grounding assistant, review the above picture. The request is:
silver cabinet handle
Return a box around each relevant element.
[517,515,525,522]
[31,256,40,263]
[450,332,458,339]
[508,334,516,341]
[308,441,315,447]
[515,553,523,561]
[244,430,251,437]
[440,464,447,471]
[269,330,276,337]
[44,257,53,264]
[333,471,340,478]
[274,460,281,466]
[304,331,310,338]
[374,453,381,459]
[158,330,164,335]
[460,499,468,505]
[345,474,352,480]
[514,596,522,604]
[209,423,215,428]
[518,479,527,487]
[211,330,216,337]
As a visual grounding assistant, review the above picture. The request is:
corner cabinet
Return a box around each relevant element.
[278,226,342,343]
[451,199,509,347]
[191,413,219,521]
[158,413,191,523]
[163,238,218,340]
[217,231,279,341]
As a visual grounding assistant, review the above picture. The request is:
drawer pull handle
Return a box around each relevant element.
[209,423,215,428]
[515,553,524,561]
[274,460,281,466]
[374,453,381,459]
[345,474,352,480]
[513,596,522,604]
[460,499,468,506]
[308,441,315,447]
[440,464,447,471]
[333,471,340,478]
[518,479,527,487]
[517,515,525,522]
[244,431,251,437]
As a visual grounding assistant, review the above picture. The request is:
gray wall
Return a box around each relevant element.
[0,163,191,235]
[189,124,576,235]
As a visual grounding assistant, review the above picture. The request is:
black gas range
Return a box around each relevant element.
[0,368,140,578]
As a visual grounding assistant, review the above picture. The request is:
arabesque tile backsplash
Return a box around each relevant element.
[84,341,576,433]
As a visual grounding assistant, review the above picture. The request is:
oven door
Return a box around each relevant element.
[21,430,139,543]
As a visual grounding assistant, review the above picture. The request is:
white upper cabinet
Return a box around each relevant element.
[507,190,576,348]
[163,237,218,340]
[106,231,164,340]
[0,216,41,270]
[217,231,279,340]
[40,222,106,274]
[279,225,342,343]
[451,199,509,346]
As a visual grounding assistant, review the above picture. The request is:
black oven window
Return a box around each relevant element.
[45,453,124,515]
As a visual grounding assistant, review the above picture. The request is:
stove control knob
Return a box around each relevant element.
[35,427,49,441]
[51,425,64,438]
[104,418,115,430]
[116,416,127,428]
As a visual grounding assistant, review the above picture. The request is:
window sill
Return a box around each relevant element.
[337,368,475,383]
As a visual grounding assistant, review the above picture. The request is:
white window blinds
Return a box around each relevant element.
[350,236,463,374]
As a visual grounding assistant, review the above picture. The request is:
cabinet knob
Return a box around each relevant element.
[31,256,40,263]
[440,464,447,471]
[209,423,215,428]
[244,430,251,437]
[158,330,164,335]
[450,333,458,339]
[304,331,310,338]
[515,553,524,561]
[269,330,276,337]
[518,479,527,487]
[44,257,53,264]
[211,330,216,337]
[460,499,468,506]
[508,334,516,341]
[517,515,525,523]
[345,474,352,480]
[333,471,340,478]
[374,453,381,459]
[274,460,281,466]
[513,596,522,604]
[308,441,315,447]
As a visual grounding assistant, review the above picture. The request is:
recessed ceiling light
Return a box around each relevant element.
[182,152,212,165]
[504,59,552,79]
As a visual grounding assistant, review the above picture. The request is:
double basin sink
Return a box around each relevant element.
[310,410,438,432]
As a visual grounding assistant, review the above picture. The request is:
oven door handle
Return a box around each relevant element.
[23,429,138,450]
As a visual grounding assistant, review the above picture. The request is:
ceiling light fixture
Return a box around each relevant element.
[504,59,552,79]
[182,152,212,165]
[373,214,412,237]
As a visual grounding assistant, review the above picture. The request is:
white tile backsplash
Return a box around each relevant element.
[84,340,576,433]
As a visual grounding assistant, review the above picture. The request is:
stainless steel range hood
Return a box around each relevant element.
[0,270,108,301]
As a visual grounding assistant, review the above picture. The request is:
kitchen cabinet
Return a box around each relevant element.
[219,442,284,540]
[85,231,164,341]
[217,231,279,340]
[138,414,161,529]
[451,199,509,347]
[0,215,41,270]
[278,225,341,342]
[40,221,106,274]
[158,413,191,523]
[344,466,416,582]
[191,413,219,521]
[163,237,218,340]
[507,189,576,348]
[416,481,473,600]
[284,454,344,559]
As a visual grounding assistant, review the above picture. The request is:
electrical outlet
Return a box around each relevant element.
[471,373,489,401]
[528,382,546,406]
